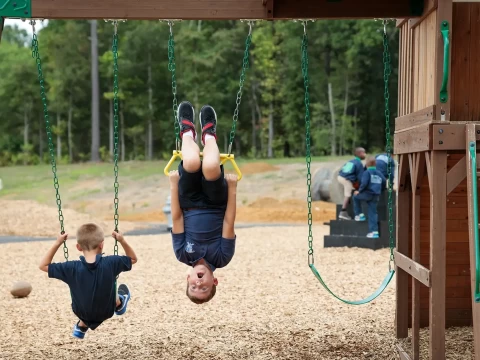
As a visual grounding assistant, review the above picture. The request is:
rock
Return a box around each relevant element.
[312,167,332,201]
[10,281,32,298]
[329,169,345,205]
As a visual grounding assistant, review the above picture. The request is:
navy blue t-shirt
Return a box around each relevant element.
[48,254,132,327]
[358,167,386,196]
[376,153,395,182]
[339,158,364,182]
[171,208,236,271]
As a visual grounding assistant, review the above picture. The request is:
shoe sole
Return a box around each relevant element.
[339,216,352,220]
[199,105,217,128]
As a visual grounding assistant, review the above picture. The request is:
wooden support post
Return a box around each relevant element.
[465,124,480,360]
[396,154,411,339]
[410,152,426,360]
[434,0,452,120]
[429,150,447,360]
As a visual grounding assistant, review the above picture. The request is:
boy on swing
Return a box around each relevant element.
[169,101,237,304]
[39,224,137,339]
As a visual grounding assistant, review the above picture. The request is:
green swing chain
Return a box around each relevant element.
[30,21,68,262]
[304,21,395,269]
[301,25,315,265]
[112,21,120,256]
[382,21,395,268]
[227,21,253,155]
[167,21,180,149]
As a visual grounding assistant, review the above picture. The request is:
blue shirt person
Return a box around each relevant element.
[353,157,386,238]
[337,147,366,220]
[375,153,395,184]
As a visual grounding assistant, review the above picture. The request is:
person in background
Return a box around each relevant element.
[353,157,386,238]
[375,152,395,188]
[337,147,366,220]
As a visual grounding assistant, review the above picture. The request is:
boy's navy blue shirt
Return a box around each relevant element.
[339,157,364,182]
[376,153,395,182]
[358,167,386,196]
[48,254,132,328]
[171,208,236,271]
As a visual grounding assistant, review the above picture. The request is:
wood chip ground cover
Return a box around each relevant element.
[0,226,474,359]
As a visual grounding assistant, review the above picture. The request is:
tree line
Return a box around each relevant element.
[0,20,398,166]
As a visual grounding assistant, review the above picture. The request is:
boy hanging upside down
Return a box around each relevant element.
[39,223,137,339]
[169,101,237,304]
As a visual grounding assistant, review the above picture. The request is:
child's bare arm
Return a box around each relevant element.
[169,170,184,233]
[222,174,238,239]
[112,231,137,264]
[39,233,68,272]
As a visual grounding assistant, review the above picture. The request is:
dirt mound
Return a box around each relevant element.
[238,162,279,175]
[121,210,167,222]
[237,197,336,223]
[0,200,138,237]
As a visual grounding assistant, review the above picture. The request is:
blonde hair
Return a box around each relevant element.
[76,223,104,250]
[186,283,216,304]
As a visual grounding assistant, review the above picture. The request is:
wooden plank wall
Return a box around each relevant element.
[451,3,480,121]
[398,21,413,116]
[412,10,437,112]
[407,152,473,328]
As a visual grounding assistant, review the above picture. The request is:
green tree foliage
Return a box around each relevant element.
[0,20,398,165]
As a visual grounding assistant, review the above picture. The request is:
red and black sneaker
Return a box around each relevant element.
[199,105,217,146]
[177,101,196,140]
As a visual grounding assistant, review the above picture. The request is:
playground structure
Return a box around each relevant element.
[1,0,479,359]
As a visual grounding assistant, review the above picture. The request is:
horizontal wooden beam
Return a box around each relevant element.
[395,123,431,154]
[396,344,413,360]
[0,0,424,20]
[433,124,467,150]
[395,105,436,131]
[394,250,431,287]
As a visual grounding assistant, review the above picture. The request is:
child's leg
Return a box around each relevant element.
[367,198,379,233]
[199,105,221,181]
[78,320,88,328]
[182,135,201,173]
[353,195,362,216]
[203,137,221,181]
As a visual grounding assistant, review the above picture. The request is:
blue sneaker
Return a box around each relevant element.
[367,232,379,239]
[72,322,88,339]
[115,284,131,316]
[355,214,366,222]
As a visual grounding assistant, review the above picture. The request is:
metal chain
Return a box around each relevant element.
[228,21,253,155]
[167,21,180,150]
[383,21,395,266]
[112,21,120,256]
[30,21,68,261]
[301,24,314,266]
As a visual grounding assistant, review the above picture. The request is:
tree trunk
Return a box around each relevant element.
[68,93,73,162]
[250,98,256,157]
[56,113,62,159]
[23,107,29,165]
[147,52,153,160]
[109,89,113,158]
[90,20,100,162]
[38,113,43,160]
[328,82,336,156]
[120,110,126,162]
[340,74,349,156]
[267,101,274,158]
[353,106,358,150]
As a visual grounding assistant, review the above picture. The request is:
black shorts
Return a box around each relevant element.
[178,161,228,209]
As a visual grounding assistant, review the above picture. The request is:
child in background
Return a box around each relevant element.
[375,152,396,188]
[39,224,137,339]
[353,157,386,238]
[337,147,366,220]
